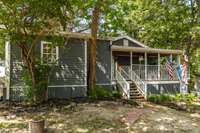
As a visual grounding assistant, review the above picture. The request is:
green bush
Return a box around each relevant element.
[148,94,174,104]
[89,86,121,99]
[22,63,51,104]
[186,94,196,104]
[112,90,122,99]
[148,93,197,105]
[175,93,197,104]
[174,94,185,102]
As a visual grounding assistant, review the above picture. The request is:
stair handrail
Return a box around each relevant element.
[131,70,146,97]
[116,69,130,99]
[119,67,130,80]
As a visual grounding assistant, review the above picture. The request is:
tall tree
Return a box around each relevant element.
[0,0,76,103]
[88,1,101,91]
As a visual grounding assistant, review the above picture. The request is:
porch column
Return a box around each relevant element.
[84,40,87,87]
[145,52,147,80]
[115,59,118,80]
[5,41,11,100]
[110,40,113,84]
[170,54,173,62]
[158,53,161,80]
[177,55,181,65]
[130,51,133,80]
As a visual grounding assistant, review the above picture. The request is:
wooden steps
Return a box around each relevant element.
[129,82,145,101]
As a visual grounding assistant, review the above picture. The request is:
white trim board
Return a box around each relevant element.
[113,36,149,48]
[145,81,180,84]
[11,85,87,88]
[41,41,59,64]
[112,45,182,55]
[84,40,87,86]
[5,41,11,100]
[110,40,113,84]
[96,83,112,86]
[48,85,87,88]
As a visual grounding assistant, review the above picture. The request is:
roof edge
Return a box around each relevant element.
[112,45,183,55]
[113,36,149,48]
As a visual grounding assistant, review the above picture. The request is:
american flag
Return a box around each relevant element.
[182,62,188,84]
[166,59,174,80]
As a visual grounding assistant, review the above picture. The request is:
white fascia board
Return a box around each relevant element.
[113,36,149,48]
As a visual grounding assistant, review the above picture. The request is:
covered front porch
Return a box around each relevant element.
[112,46,182,82]
[111,45,183,100]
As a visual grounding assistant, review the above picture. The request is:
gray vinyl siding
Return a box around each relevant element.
[96,40,112,85]
[112,38,143,47]
[48,86,87,99]
[47,39,87,99]
[147,83,180,95]
[9,38,87,101]
[10,87,24,101]
[49,39,86,85]
[10,44,24,86]
[10,41,41,86]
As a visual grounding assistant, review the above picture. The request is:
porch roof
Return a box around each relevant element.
[111,45,182,55]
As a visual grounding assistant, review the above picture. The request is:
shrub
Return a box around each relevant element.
[148,94,174,104]
[174,93,197,104]
[185,94,197,104]
[148,93,197,105]
[22,63,51,104]
[112,90,122,99]
[174,94,185,102]
[89,86,121,99]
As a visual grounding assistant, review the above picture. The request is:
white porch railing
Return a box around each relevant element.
[131,70,146,98]
[116,70,130,99]
[121,65,179,81]
[116,67,147,99]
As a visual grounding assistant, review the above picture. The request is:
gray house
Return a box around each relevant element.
[5,32,183,101]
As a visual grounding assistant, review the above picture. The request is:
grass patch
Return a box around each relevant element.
[79,117,125,132]
[0,123,27,129]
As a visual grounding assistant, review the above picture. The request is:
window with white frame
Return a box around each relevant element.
[41,41,59,64]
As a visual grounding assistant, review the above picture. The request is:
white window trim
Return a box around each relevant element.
[41,41,59,65]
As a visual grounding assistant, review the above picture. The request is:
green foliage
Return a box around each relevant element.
[0,123,27,129]
[148,93,197,105]
[90,86,121,99]
[190,48,200,89]
[22,62,51,103]
[111,90,122,99]
[0,0,199,102]
[148,94,175,104]
[175,93,197,104]
[99,0,200,90]
[0,37,5,59]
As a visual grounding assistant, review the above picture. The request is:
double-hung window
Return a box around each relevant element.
[41,41,59,64]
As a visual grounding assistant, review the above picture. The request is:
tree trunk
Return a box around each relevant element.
[88,3,101,93]
[19,44,36,87]
[20,43,48,103]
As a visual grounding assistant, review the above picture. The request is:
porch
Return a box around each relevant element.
[112,49,182,82]
[111,45,182,100]
[118,64,179,81]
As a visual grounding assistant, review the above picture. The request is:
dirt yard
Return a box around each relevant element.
[0,100,200,133]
